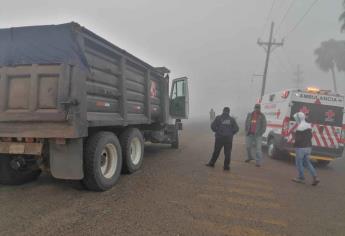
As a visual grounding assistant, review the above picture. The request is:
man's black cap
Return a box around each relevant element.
[223,107,230,114]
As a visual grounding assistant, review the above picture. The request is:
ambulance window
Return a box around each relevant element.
[269,94,275,102]
[290,102,343,126]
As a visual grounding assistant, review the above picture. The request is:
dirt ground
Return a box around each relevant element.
[0,120,344,236]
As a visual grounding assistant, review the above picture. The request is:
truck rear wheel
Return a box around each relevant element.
[0,155,41,185]
[120,128,144,174]
[82,132,122,191]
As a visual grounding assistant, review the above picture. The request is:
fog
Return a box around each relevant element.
[1,0,344,120]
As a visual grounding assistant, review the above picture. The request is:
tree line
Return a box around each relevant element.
[313,1,345,93]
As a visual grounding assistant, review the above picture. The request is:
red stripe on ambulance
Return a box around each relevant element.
[311,124,321,147]
[317,124,329,148]
[324,125,335,147]
[332,126,341,143]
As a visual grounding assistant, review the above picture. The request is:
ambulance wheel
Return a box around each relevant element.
[171,128,179,149]
[267,138,279,159]
[82,132,123,191]
[317,160,330,167]
[0,155,41,185]
[120,128,144,174]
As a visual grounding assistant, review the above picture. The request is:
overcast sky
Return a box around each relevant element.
[0,0,344,119]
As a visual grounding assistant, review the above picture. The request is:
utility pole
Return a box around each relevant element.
[257,22,284,98]
[294,64,303,89]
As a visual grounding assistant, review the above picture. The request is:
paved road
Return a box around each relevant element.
[0,120,344,236]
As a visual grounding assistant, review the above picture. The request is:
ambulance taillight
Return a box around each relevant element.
[281,117,290,137]
[281,90,290,99]
[342,126,345,144]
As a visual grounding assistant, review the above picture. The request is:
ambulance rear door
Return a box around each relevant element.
[288,92,344,156]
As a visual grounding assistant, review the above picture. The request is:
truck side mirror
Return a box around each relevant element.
[169,77,189,119]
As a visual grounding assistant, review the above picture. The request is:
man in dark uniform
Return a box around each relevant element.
[206,107,239,171]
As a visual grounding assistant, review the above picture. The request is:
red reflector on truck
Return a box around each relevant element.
[55,138,66,145]
[25,138,34,143]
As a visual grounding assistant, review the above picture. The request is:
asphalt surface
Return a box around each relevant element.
[0,120,344,236]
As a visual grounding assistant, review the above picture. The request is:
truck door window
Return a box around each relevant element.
[172,80,185,99]
[170,78,189,119]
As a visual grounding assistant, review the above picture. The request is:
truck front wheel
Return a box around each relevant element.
[0,155,41,185]
[82,132,122,191]
[120,128,144,174]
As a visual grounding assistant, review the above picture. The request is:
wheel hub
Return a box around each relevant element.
[100,143,118,179]
[130,137,142,165]
[10,157,27,170]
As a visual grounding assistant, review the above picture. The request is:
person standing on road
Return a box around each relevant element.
[209,108,216,122]
[292,112,320,186]
[206,107,239,171]
[245,104,267,167]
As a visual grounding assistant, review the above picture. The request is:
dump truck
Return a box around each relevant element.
[0,22,189,191]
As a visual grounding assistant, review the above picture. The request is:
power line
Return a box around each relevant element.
[260,0,278,38]
[276,0,297,36]
[276,0,286,12]
[282,0,320,39]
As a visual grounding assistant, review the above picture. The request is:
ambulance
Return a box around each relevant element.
[261,87,345,166]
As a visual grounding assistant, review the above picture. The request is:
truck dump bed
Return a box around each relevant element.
[0,23,169,138]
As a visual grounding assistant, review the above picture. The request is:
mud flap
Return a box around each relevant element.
[49,138,84,180]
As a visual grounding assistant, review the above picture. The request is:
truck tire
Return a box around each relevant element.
[171,128,179,149]
[267,138,279,159]
[120,128,144,174]
[82,132,122,191]
[0,155,41,185]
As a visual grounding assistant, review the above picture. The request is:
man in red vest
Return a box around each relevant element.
[245,104,267,167]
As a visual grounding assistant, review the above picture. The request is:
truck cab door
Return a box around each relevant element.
[169,77,189,119]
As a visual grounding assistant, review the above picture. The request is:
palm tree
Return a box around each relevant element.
[314,39,345,93]
[340,1,345,32]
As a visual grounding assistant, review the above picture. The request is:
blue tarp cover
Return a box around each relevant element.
[0,23,88,70]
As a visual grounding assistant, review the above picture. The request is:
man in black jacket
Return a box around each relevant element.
[206,107,239,171]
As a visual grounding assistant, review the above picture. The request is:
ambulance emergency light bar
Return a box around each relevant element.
[294,87,339,97]
[306,87,320,93]
[304,87,332,95]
